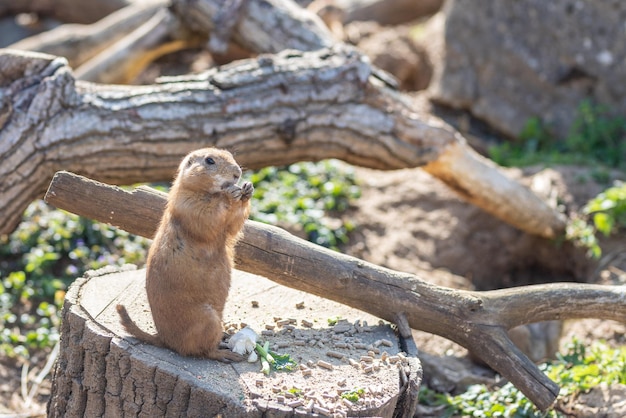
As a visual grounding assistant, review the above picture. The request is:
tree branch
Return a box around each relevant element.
[8,0,165,68]
[0,48,565,238]
[73,8,199,84]
[44,171,626,410]
[170,0,336,53]
[0,0,130,24]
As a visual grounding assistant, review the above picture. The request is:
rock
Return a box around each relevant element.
[345,22,433,91]
[559,383,626,417]
[431,0,626,138]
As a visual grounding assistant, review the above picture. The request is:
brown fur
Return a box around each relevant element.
[116,148,252,362]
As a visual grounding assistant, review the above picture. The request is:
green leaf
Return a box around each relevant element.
[593,212,614,236]
[269,351,298,372]
[341,388,365,402]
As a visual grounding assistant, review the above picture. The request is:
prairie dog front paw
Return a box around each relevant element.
[226,184,243,200]
[240,182,254,201]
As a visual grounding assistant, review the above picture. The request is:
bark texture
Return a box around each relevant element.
[48,267,421,417]
[72,8,193,84]
[0,48,565,239]
[45,171,626,411]
[8,0,165,68]
[340,0,444,25]
[47,269,255,417]
[0,0,130,24]
[170,0,336,53]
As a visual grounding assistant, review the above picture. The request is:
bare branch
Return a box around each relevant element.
[8,1,165,68]
[44,171,626,410]
[73,8,199,84]
[0,0,131,24]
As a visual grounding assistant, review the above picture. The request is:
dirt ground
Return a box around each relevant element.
[2,162,625,416]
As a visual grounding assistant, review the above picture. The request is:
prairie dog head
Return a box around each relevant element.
[174,148,243,194]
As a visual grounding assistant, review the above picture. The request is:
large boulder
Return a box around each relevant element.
[431,0,626,138]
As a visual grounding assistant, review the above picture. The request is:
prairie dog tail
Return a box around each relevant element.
[116,304,162,347]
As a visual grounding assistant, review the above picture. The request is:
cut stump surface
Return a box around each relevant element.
[48,267,421,417]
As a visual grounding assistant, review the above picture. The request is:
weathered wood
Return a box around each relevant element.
[0,48,565,239]
[74,8,202,84]
[0,0,130,24]
[44,171,626,410]
[308,0,444,26]
[170,0,335,54]
[48,267,421,417]
[8,0,165,68]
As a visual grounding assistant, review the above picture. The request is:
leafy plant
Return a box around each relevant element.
[567,100,626,168]
[549,338,626,396]
[0,201,151,359]
[246,160,361,249]
[567,182,626,258]
[489,101,626,259]
[341,388,365,402]
[418,338,626,417]
[255,341,297,375]
[582,182,626,237]
[287,387,303,396]
[565,218,601,259]
[489,100,626,170]
[327,315,342,326]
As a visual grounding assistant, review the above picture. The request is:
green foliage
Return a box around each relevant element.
[418,338,626,417]
[340,388,365,402]
[287,387,303,396]
[489,101,626,259]
[548,338,626,396]
[255,341,298,375]
[567,100,626,168]
[582,182,626,237]
[565,218,601,259]
[489,117,557,167]
[0,201,151,358]
[566,182,626,258]
[246,160,361,249]
[270,350,298,372]
[327,315,342,326]
[489,100,626,170]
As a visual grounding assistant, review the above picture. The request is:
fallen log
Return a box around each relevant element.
[171,0,335,54]
[44,171,626,410]
[73,8,200,84]
[8,0,165,68]
[0,47,565,239]
[0,0,130,24]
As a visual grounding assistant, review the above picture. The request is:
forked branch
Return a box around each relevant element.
[44,171,626,410]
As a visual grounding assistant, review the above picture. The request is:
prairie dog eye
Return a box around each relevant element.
[205,157,215,165]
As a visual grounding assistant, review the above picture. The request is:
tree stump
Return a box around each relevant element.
[47,266,422,417]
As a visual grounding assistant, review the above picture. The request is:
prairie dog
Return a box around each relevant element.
[117,148,252,361]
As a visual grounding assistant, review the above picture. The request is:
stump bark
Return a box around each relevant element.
[48,267,422,417]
